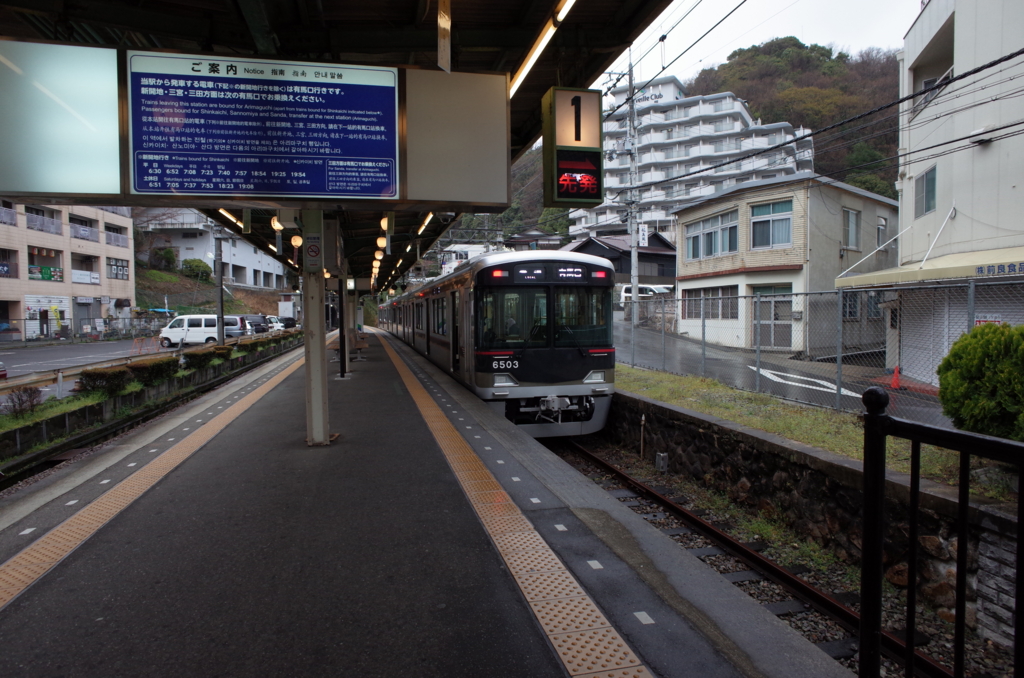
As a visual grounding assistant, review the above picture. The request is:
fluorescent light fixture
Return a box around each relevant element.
[417,212,434,235]
[218,208,242,226]
[268,244,278,252]
[510,18,556,98]
[555,0,576,22]
[406,244,412,252]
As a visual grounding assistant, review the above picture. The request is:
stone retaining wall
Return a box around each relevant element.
[606,390,1017,646]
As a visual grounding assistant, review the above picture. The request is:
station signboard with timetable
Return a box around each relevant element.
[127,52,399,200]
[542,87,603,208]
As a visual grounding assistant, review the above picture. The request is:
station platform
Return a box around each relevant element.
[0,330,853,678]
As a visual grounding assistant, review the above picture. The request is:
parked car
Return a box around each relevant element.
[159,315,248,347]
[0,361,6,379]
[265,315,285,331]
[278,316,297,329]
[241,314,269,334]
[618,284,673,303]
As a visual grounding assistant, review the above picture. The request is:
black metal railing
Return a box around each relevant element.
[860,386,1023,677]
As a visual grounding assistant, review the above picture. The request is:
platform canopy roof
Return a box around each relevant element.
[0,0,671,288]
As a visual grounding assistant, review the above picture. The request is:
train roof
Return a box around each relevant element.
[384,250,614,305]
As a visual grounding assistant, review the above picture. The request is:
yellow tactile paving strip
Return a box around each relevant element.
[0,354,307,611]
[377,334,654,678]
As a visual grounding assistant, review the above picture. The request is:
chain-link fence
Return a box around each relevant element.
[616,281,1024,427]
[0,317,168,344]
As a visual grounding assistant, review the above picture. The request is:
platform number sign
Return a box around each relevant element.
[542,87,603,208]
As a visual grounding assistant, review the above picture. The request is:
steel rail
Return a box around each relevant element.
[562,439,954,678]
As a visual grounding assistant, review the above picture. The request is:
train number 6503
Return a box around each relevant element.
[493,360,519,369]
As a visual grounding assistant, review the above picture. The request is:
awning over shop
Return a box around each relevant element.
[835,246,1024,288]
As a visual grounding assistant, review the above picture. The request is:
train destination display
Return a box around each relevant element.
[127,52,399,199]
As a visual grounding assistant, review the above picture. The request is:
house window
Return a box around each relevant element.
[684,285,739,319]
[877,217,888,248]
[751,200,793,249]
[618,118,627,129]
[108,258,129,280]
[915,166,937,218]
[684,210,738,261]
[843,209,861,250]
[684,125,697,137]
[181,232,199,239]
[842,292,860,319]
[866,293,882,319]
[712,99,734,112]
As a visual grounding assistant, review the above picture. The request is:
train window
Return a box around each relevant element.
[433,297,447,335]
[554,287,612,348]
[477,287,548,349]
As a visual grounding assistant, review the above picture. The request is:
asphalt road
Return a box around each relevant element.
[613,320,951,427]
[0,339,173,379]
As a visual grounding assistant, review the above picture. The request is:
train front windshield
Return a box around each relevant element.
[476,285,611,350]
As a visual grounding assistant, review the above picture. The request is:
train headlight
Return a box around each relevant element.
[493,373,519,386]
[583,371,606,383]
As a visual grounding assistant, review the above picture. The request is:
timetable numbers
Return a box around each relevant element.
[492,360,519,369]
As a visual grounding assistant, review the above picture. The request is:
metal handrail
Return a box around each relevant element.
[860,386,1024,678]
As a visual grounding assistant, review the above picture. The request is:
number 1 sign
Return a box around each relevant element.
[542,87,604,208]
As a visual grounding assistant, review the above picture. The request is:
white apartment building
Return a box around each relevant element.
[569,75,814,243]
[0,202,134,339]
[139,208,286,290]
[836,0,1024,390]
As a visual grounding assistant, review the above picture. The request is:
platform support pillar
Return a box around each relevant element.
[301,210,330,445]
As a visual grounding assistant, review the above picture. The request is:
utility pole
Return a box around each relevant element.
[627,52,640,336]
[214,231,225,345]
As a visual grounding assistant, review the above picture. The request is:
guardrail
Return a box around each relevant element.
[0,330,295,398]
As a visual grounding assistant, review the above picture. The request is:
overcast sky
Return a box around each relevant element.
[595,0,924,89]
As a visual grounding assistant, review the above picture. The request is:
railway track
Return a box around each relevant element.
[548,438,961,678]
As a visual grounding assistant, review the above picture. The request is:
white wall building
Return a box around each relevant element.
[569,76,814,243]
[836,0,1024,391]
[139,208,286,290]
[0,201,134,339]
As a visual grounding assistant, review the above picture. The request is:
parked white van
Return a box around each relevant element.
[159,315,248,347]
[618,284,673,303]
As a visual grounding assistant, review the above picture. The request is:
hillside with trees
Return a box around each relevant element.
[684,37,899,199]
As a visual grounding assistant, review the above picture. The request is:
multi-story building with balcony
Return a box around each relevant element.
[137,208,287,290]
[0,201,134,339]
[569,76,814,244]
[836,0,1024,396]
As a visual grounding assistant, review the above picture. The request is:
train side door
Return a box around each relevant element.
[451,291,460,372]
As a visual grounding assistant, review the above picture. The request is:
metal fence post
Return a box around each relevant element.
[701,297,707,378]
[754,294,761,393]
[967,279,975,331]
[661,297,666,372]
[836,289,844,412]
[859,387,890,678]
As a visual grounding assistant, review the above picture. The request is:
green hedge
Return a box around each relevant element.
[937,322,1024,441]
[78,367,133,396]
[126,356,180,386]
[183,348,217,371]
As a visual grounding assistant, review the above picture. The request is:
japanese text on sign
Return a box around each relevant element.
[128,53,398,199]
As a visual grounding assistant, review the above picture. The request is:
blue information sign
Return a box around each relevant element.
[127,52,399,199]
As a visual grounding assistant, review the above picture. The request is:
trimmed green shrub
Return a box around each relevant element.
[78,367,133,396]
[937,322,1024,441]
[127,356,180,386]
[183,348,217,371]
[210,345,234,360]
[181,258,212,281]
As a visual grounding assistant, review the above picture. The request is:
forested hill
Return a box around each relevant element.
[684,37,899,199]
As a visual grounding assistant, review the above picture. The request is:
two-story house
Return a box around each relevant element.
[673,172,898,356]
[0,201,134,339]
[835,0,1024,389]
